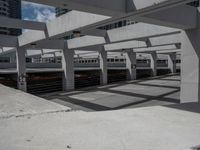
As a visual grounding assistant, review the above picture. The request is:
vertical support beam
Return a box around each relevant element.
[62,49,75,91]
[150,52,157,76]
[10,52,16,63]
[180,29,200,103]
[99,48,108,85]
[99,34,110,85]
[16,47,27,92]
[168,52,176,74]
[125,50,136,80]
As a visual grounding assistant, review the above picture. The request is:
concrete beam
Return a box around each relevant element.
[104,40,147,51]
[23,0,195,16]
[62,48,75,91]
[0,48,16,56]
[168,52,177,73]
[99,49,108,85]
[180,29,200,103]
[134,45,178,53]
[75,45,103,51]
[22,35,105,50]
[27,49,62,58]
[0,16,46,30]
[16,48,27,92]
[24,0,126,16]
[25,40,65,50]
[46,11,110,38]
[126,50,136,80]
[67,36,106,49]
[18,11,110,47]
[82,29,107,37]
[137,5,197,29]
[149,34,181,47]
[18,30,46,47]
[150,52,157,76]
[107,23,180,43]
[157,49,181,54]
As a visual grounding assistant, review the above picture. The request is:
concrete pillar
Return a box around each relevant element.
[16,48,27,92]
[62,49,75,91]
[150,52,157,76]
[125,50,136,80]
[99,49,108,85]
[180,29,200,103]
[168,52,176,74]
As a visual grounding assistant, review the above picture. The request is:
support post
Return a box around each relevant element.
[168,52,176,74]
[150,52,157,76]
[125,50,136,80]
[99,49,108,85]
[16,47,27,92]
[62,49,75,91]
[180,29,200,103]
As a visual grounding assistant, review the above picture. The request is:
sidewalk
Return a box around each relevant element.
[0,102,199,150]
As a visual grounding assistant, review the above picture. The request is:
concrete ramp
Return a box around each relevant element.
[0,103,199,150]
[0,84,71,118]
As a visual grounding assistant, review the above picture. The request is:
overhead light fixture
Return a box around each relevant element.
[73,31,81,38]
[63,4,68,7]
[30,43,37,49]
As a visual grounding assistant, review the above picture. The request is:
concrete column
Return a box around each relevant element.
[180,29,200,103]
[62,49,75,91]
[125,50,136,80]
[150,52,157,76]
[168,52,176,74]
[16,48,27,92]
[99,49,108,85]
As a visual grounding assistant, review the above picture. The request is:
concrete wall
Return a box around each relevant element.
[0,63,16,69]
[26,63,62,68]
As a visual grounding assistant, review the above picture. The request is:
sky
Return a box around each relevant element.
[22,1,56,23]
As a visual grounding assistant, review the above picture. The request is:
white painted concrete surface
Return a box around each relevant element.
[0,84,70,118]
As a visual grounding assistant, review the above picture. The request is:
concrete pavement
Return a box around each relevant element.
[0,74,199,150]
[0,84,71,118]
[41,74,180,111]
[0,103,200,150]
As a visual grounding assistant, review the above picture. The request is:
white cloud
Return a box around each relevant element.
[34,8,55,22]
[22,1,55,23]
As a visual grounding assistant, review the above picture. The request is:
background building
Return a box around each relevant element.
[0,0,21,35]
[55,8,71,17]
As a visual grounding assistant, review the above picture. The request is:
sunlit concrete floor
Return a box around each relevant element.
[0,84,71,119]
[0,103,200,150]
[41,74,180,112]
[1,74,200,150]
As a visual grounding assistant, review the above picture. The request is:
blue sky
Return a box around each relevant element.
[22,1,56,22]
